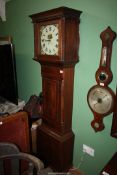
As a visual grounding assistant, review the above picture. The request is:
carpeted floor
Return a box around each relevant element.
[39,167,53,175]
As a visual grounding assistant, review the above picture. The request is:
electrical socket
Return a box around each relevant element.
[83,144,94,157]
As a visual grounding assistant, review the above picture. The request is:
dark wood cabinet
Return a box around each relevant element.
[100,152,117,175]
[0,111,30,153]
[0,111,31,173]
[30,7,82,171]
[111,87,117,138]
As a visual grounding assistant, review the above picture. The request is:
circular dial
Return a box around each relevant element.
[96,70,110,85]
[87,85,114,115]
[40,24,59,55]
[98,72,108,81]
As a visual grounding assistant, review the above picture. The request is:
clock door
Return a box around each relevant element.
[42,64,63,134]
[41,65,74,134]
[42,77,61,127]
[32,19,62,62]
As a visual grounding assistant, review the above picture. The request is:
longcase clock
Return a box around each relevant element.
[30,7,82,171]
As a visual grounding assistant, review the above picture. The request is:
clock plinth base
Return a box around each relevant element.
[37,124,74,172]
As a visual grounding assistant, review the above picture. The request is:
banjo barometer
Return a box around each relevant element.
[87,27,116,132]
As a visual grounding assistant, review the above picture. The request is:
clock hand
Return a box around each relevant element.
[102,94,107,99]
[94,94,108,108]
[94,98,103,107]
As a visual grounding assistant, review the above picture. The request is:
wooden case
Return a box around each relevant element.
[111,87,117,138]
[0,111,30,152]
[100,152,117,175]
[30,7,82,171]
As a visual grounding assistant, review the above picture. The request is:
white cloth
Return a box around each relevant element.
[0,99,25,114]
[0,0,10,21]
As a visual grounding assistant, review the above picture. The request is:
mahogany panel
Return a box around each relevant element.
[37,123,74,171]
[100,152,117,175]
[111,87,117,138]
[42,65,74,134]
[0,111,30,173]
[0,111,30,152]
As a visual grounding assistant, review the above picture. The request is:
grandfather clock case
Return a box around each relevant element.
[30,7,82,171]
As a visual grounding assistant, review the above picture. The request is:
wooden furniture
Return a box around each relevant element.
[100,152,117,175]
[0,111,30,153]
[87,27,116,132]
[111,87,117,138]
[0,36,12,44]
[30,7,82,171]
[0,142,44,175]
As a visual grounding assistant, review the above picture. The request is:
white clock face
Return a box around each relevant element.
[88,86,114,114]
[40,24,59,55]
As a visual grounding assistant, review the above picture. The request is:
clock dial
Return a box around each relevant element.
[98,72,108,82]
[88,85,114,115]
[96,71,109,84]
[40,24,59,55]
